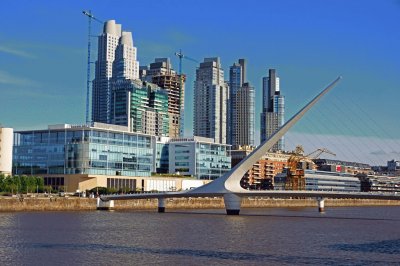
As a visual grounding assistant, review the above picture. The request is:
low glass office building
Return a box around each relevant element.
[304,170,360,192]
[13,123,154,177]
[169,136,231,180]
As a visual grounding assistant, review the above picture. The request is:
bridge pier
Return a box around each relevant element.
[158,198,165,213]
[224,193,242,215]
[97,198,114,210]
[317,197,325,213]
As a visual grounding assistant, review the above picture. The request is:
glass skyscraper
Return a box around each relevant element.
[228,59,255,147]
[260,69,285,151]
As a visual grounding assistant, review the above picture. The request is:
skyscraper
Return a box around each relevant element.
[228,59,255,147]
[112,79,169,137]
[142,58,185,138]
[260,69,285,151]
[92,20,139,124]
[194,57,228,144]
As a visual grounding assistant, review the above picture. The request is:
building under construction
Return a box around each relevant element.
[141,58,186,138]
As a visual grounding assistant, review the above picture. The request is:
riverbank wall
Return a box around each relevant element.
[1,197,399,212]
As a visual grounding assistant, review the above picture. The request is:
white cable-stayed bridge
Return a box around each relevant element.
[98,76,400,215]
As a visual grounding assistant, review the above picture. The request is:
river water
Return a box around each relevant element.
[0,206,399,265]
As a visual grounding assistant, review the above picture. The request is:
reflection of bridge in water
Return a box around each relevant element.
[98,76,400,215]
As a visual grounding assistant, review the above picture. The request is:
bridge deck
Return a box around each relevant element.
[101,190,400,201]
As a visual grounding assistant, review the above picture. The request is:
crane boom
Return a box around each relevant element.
[306,148,336,159]
[82,10,103,125]
[174,49,198,136]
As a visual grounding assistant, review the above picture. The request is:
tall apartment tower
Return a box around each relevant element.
[260,69,285,151]
[92,20,139,124]
[228,59,255,147]
[194,57,228,144]
[142,58,186,138]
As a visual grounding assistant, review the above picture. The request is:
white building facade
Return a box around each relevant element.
[92,20,139,124]
[0,127,13,175]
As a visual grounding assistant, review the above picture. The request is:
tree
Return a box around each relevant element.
[0,174,6,192]
[35,177,44,193]
[26,176,37,193]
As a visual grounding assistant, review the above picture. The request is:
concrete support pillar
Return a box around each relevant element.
[224,193,242,215]
[97,198,114,210]
[158,198,165,213]
[317,197,325,213]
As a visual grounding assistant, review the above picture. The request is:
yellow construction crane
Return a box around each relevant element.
[285,145,308,190]
[306,148,336,159]
[284,146,336,190]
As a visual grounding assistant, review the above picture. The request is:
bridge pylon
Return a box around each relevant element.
[158,198,166,213]
[317,197,325,212]
[224,193,242,215]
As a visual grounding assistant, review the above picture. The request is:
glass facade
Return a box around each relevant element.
[13,125,154,177]
[196,142,231,180]
[169,137,231,180]
[273,95,285,151]
[155,142,169,173]
[261,69,285,151]
[130,87,149,133]
[149,87,169,136]
[113,80,169,137]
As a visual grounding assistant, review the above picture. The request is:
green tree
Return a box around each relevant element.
[19,175,27,193]
[5,176,18,194]
[25,176,38,193]
[44,185,53,194]
[0,174,6,192]
[35,177,44,193]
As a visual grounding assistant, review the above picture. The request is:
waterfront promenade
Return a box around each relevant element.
[1,196,399,212]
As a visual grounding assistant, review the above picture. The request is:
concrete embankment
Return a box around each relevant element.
[0,196,400,212]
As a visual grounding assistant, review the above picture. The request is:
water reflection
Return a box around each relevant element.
[331,239,400,255]
[1,207,399,265]
[13,242,397,265]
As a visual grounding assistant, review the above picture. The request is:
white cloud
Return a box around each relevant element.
[0,70,40,87]
[0,45,36,59]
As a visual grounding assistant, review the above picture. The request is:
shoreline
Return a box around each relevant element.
[0,197,399,212]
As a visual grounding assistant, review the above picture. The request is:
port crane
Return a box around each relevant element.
[82,10,103,125]
[285,146,336,190]
[306,148,336,159]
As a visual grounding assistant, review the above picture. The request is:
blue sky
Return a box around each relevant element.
[1,0,399,164]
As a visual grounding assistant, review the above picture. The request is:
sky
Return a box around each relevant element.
[0,0,399,165]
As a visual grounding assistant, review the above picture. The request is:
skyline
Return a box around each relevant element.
[1,0,399,164]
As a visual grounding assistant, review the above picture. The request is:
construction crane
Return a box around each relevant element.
[306,148,336,159]
[285,145,309,190]
[82,10,103,125]
[174,50,198,136]
[174,49,198,75]
[284,146,336,190]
